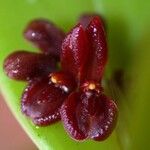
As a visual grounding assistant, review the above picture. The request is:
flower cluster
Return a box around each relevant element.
[3,14,118,141]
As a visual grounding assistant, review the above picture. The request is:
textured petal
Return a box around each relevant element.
[61,88,118,141]
[21,77,68,126]
[61,17,107,84]
[60,92,88,140]
[85,17,107,82]
[24,19,65,58]
[89,94,118,141]
[61,24,89,83]
[3,51,57,81]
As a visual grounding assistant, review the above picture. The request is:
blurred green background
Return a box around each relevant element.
[0,0,150,150]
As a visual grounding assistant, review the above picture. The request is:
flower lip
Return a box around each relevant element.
[60,91,118,141]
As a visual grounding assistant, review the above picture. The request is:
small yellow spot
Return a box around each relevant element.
[88,83,96,90]
[51,76,58,84]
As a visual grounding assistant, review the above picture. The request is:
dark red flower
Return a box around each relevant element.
[21,72,76,126]
[3,19,67,125]
[3,14,118,141]
[60,16,117,141]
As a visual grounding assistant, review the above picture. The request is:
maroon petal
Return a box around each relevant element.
[22,78,67,126]
[89,94,118,141]
[61,24,89,83]
[3,51,57,81]
[61,84,118,141]
[61,17,107,84]
[85,17,107,82]
[79,13,105,30]
[33,111,60,126]
[24,19,65,58]
[22,71,76,126]
[60,92,89,140]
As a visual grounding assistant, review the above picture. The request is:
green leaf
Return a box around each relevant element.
[0,0,120,150]
[127,31,150,150]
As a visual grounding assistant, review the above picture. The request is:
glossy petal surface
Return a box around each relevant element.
[85,17,107,82]
[3,51,57,81]
[22,77,68,126]
[61,17,107,83]
[89,94,118,141]
[61,91,118,141]
[24,19,65,58]
[61,24,89,83]
[61,92,88,140]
